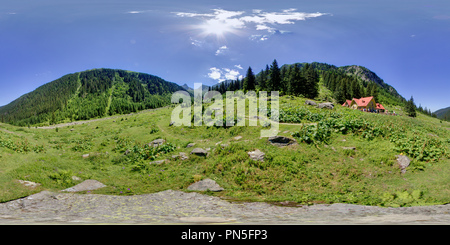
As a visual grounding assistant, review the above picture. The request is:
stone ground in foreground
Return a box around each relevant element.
[0,190,449,224]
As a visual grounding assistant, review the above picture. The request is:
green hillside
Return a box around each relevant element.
[0,62,426,128]
[0,69,186,127]
[0,93,449,206]
[435,106,450,121]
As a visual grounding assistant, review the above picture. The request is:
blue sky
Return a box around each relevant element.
[0,0,449,112]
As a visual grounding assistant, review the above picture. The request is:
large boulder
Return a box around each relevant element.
[187,178,224,192]
[305,100,317,106]
[190,148,208,156]
[268,136,297,147]
[318,102,334,109]
[172,152,189,160]
[149,139,165,147]
[396,155,411,174]
[248,149,265,162]
[61,180,106,192]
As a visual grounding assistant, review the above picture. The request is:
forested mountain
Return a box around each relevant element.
[0,62,433,126]
[0,68,186,126]
[435,106,450,121]
[211,61,406,107]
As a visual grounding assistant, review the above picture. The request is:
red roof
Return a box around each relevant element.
[352,96,374,107]
[342,100,352,106]
[376,103,385,110]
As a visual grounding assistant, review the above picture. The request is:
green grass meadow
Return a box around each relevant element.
[1,96,449,207]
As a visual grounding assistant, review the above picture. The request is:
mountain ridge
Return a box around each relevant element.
[0,62,424,126]
[435,106,450,121]
[0,68,187,126]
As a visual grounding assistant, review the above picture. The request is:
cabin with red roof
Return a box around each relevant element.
[342,96,386,113]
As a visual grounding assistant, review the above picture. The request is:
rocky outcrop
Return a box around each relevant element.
[149,139,165,147]
[187,178,224,192]
[305,100,317,106]
[190,148,208,156]
[248,149,265,162]
[396,155,411,174]
[61,180,106,192]
[318,102,334,109]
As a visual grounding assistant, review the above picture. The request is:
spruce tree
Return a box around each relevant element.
[268,59,281,92]
[303,63,319,99]
[406,96,417,117]
[243,66,255,92]
[287,64,304,96]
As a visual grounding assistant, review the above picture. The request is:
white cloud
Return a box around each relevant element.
[215,45,228,55]
[207,67,242,82]
[234,64,243,70]
[174,8,328,41]
[208,67,223,81]
[190,37,204,47]
[256,24,276,33]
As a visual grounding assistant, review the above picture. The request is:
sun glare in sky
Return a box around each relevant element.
[201,19,232,37]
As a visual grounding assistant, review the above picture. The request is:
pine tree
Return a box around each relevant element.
[351,78,361,99]
[287,64,304,96]
[268,59,281,92]
[243,66,256,92]
[333,80,346,104]
[302,63,319,99]
[406,96,417,117]
[280,65,289,94]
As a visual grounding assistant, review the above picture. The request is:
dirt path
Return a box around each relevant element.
[0,190,449,224]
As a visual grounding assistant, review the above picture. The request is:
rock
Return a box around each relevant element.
[248,149,265,162]
[396,155,411,174]
[190,148,208,156]
[82,154,90,158]
[268,136,297,147]
[318,102,334,109]
[186,143,196,148]
[149,160,166,165]
[187,178,224,192]
[220,144,229,149]
[342,147,356,151]
[149,139,165,147]
[169,121,175,126]
[233,136,243,140]
[18,180,41,188]
[172,152,188,160]
[124,149,131,155]
[179,152,188,160]
[305,100,317,106]
[71,176,81,181]
[61,180,106,192]
[70,129,74,131]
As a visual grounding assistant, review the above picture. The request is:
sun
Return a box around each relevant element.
[201,19,232,37]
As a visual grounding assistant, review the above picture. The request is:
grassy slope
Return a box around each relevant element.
[0,96,449,207]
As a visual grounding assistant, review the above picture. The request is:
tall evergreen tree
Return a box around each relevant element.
[302,63,319,99]
[243,66,256,92]
[268,59,281,92]
[280,65,289,94]
[333,80,346,104]
[367,82,379,101]
[406,96,417,117]
[287,64,305,96]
